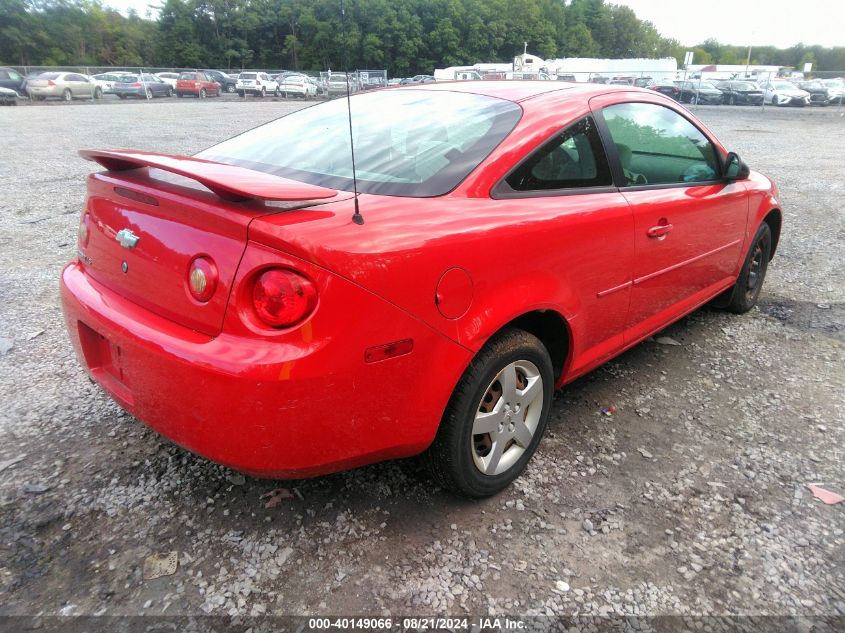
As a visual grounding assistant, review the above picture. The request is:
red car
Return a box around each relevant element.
[175,71,220,99]
[61,82,781,497]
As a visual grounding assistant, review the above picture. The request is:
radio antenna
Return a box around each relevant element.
[341,0,364,225]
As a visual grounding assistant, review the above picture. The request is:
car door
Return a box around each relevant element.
[592,96,748,344]
[493,114,635,376]
[69,74,92,97]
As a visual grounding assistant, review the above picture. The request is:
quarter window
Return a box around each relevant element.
[602,102,719,186]
[505,116,612,191]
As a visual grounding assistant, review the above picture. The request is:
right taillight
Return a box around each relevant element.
[252,269,317,328]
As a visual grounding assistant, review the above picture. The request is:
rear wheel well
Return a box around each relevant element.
[499,310,570,382]
[763,209,782,259]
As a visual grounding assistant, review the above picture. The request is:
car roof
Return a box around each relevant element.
[393,80,645,103]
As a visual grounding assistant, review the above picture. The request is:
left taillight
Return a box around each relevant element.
[251,269,317,328]
[187,256,218,303]
[78,213,91,248]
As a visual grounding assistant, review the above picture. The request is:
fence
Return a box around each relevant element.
[3,64,843,113]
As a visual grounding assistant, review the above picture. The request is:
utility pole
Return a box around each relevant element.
[745,44,752,79]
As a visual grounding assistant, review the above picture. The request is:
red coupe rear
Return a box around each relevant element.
[61,82,781,496]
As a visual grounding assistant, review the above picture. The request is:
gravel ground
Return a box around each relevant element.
[0,99,843,626]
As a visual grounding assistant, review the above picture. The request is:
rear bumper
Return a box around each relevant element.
[113,87,144,97]
[60,258,470,478]
[27,86,62,98]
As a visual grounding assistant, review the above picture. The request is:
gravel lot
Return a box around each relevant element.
[0,99,843,626]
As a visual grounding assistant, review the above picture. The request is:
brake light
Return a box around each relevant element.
[252,269,317,328]
[130,83,141,87]
[187,256,218,303]
[47,80,56,86]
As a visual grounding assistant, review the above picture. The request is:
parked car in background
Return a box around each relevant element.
[155,72,180,88]
[21,71,47,96]
[64,83,781,497]
[398,74,435,85]
[203,69,237,94]
[273,71,299,83]
[278,74,318,98]
[759,80,810,106]
[176,71,221,98]
[820,78,845,104]
[236,72,279,97]
[27,72,100,101]
[796,80,836,105]
[715,80,764,105]
[647,80,681,100]
[113,74,172,99]
[674,81,723,105]
[0,86,18,105]
[91,73,126,95]
[327,72,360,95]
[0,67,26,95]
[556,74,576,82]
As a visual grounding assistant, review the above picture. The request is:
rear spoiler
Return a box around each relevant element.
[79,149,338,202]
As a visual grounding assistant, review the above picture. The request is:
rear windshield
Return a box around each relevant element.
[118,75,139,83]
[178,72,197,80]
[733,82,757,89]
[239,73,257,79]
[198,90,522,197]
[39,72,61,80]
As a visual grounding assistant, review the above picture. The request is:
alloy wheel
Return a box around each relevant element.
[471,360,544,476]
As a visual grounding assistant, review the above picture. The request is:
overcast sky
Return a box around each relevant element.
[106,0,845,49]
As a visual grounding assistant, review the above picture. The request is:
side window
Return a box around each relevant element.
[602,102,719,186]
[505,116,612,192]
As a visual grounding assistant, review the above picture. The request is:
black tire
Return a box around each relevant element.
[226,84,236,93]
[145,88,153,100]
[118,94,126,100]
[62,88,72,102]
[199,88,207,99]
[260,87,266,98]
[165,87,172,97]
[237,91,244,97]
[94,87,102,100]
[423,328,554,498]
[726,94,735,105]
[176,92,183,98]
[720,223,772,314]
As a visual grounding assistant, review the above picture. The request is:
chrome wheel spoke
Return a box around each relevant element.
[482,439,506,475]
[498,364,518,403]
[518,374,542,408]
[512,419,533,448]
[473,403,505,435]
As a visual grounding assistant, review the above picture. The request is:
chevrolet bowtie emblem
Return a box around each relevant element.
[116,228,140,249]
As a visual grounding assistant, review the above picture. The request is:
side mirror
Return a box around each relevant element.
[724,152,750,180]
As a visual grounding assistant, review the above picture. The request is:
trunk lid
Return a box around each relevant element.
[77,150,343,336]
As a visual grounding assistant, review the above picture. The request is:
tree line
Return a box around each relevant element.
[2,0,844,75]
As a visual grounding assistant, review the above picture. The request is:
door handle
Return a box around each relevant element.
[647,222,673,238]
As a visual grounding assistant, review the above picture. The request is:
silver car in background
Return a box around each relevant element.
[27,72,101,101]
